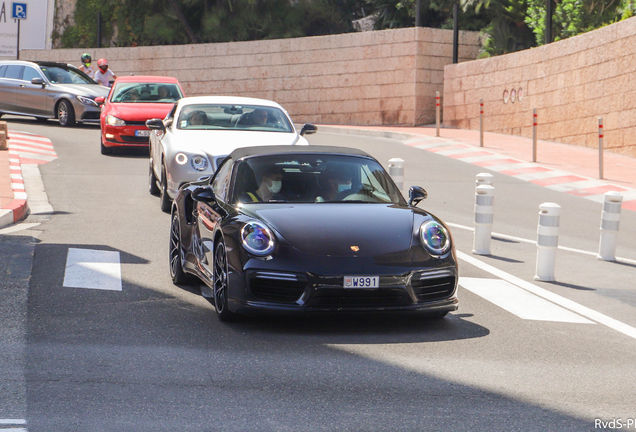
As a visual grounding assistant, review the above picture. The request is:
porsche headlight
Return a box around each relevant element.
[419,221,451,256]
[191,155,209,171]
[77,95,98,107]
[241,222,275,256]
[106,115,126,126]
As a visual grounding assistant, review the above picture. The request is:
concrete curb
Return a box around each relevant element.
[0,152,28,230]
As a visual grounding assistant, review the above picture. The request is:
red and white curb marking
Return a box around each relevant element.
[1,131,56,228]
[407,138,636,211]
[7,131,57,164]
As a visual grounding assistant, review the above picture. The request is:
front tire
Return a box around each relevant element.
[160,164,171,213]
[57,100,76,127]
[100,138,112,155]
[213,240,237,322]
[149,158,160,196]
[169,211,188,284]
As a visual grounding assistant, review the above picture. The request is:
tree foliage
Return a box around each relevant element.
[58,0,634,58]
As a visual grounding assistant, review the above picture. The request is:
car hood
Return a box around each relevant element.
[109,103,175,121]
[52,83,110,97]
[249,204,414,257]
[169,130,302,156]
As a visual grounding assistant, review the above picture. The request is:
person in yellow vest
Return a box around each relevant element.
[241,165,284,203]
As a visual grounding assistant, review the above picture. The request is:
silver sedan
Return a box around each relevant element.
[147,96,317,212]
[0,60,109,127]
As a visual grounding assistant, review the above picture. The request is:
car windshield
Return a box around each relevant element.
[110,83,183,103]
[232,154,406,205]
[40,65,94,84]
[177,104,293,132]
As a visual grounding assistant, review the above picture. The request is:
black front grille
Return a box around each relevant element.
[249,272,307,303]
[126,121,148,126]
[412,275,456,302]
[309,288,410,308]
[120,135,150,143]
[81,111,100,120]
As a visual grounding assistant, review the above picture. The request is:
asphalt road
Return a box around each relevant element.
[1,117,636,431]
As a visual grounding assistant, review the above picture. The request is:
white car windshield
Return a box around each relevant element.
[233,154,406,205]
[177,104,293,133]
[111,83,183,103]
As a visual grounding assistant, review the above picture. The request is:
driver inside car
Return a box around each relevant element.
[316,168,352,202]
[240,165,285,203]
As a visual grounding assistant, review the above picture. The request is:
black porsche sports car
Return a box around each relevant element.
[169,145,458,321]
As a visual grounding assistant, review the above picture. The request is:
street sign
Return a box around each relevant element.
[12,3,27,20]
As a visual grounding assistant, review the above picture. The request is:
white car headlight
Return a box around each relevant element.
[106,115,126,126]
[175,153,188,165]
[241,222,276,256]
[419,221,451,256]
[77,95,99,107]
[191,155,209,171]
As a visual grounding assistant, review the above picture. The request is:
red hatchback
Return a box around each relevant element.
[97,76,185,155]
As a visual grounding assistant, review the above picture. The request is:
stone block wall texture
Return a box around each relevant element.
[443,16,636,158]
[24,28,480,126]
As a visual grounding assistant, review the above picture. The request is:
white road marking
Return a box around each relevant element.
[0,420,26,424]
[457,250,636,340]
[460,277,594,323]
[63,248,122,291]
[446,222,636,265]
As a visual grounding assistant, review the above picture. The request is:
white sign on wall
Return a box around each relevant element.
[0,0,54,57]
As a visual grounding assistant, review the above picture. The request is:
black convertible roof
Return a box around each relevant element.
[229,145,372,161]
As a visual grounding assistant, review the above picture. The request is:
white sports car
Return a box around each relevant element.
[146,96,317,212]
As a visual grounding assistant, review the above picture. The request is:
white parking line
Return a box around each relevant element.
[63,248,122,291]
[457,251,636,340]
[460,277,594,323]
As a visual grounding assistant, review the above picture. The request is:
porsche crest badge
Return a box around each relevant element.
[350,245,360,252]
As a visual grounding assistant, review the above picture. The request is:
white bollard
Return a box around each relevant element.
[476,172,494,186]
[597,191,622,261]
[388,158,404,190]
[473,184,494,255]
[535,203,560,281]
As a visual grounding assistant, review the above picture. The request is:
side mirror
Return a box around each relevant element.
[300,123,317,136]
[146,118,165,131]
[31,77,44,86]
[409,186,427,207]
[94,96,105,104]
[191,186,216,203]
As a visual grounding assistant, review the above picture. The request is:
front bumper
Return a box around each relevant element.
[230,266,459,315]
[101,123,151,147]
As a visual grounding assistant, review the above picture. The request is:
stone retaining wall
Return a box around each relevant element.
[443,17,636,158]
[24,27,480,126]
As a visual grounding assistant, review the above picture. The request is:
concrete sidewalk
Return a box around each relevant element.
[2,124,636,230]
[319,124,636,211]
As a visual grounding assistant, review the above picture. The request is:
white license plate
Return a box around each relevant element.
[135,129,151,137]
[344,276,379,289]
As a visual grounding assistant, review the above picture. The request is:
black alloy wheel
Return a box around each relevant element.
[149,158,160,196]
[213,240,236,321]
[57,100,76,127]
[160,164,171,213]
[169,212,188,284]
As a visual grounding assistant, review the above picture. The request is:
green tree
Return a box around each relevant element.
[525,0,630,45]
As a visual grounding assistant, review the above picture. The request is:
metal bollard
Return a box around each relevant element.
[473,183,494,255]
[479,98,484,147]
[535,203,560,281]
[388,158,404,190]
[598,117,604,179]
[532,108,537,162]
[598,191,623,261]
[435,91,441,137]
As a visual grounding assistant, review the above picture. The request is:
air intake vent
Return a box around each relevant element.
[249,272,307,303]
